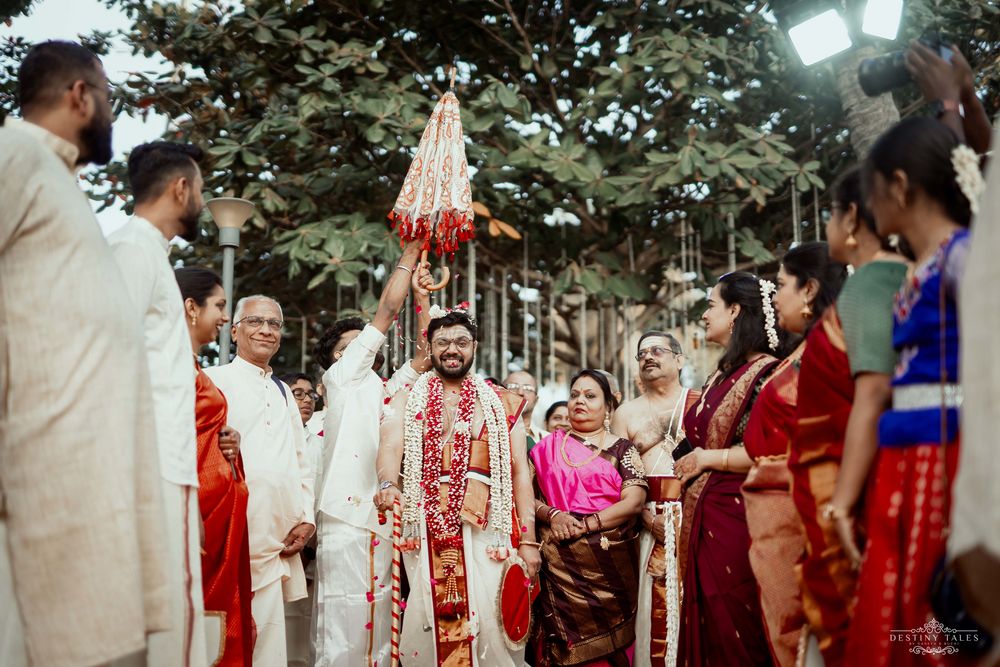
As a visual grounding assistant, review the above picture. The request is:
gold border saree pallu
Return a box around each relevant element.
[537,521,642,666]
[791,308,857,667]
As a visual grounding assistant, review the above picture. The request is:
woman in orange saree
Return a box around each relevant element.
[789,167,908,667]
[177,267,254,667]
[742,242,846,667]
[673,271,787,667]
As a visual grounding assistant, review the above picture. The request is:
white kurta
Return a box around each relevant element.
[313,324,419,667]
[953,120,1000,561]
[108,216,207,667]
[205,355,315,665]
[0,118,170,667]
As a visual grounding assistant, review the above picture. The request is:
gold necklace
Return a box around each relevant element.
[560,430,608,468]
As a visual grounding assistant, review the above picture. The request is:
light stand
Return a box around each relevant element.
[206,197,255,365]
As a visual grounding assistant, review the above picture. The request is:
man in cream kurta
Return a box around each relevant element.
[108,141,210,667]
[206,295,315,666]
[953,119,1000,643]
[312,241,429,666]
[0,41,170,667]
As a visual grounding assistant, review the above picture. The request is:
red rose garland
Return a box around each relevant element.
[421,375,476,551]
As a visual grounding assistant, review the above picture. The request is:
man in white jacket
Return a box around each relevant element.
[311,241,431,666]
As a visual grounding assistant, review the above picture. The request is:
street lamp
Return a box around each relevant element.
[206,197,255,365]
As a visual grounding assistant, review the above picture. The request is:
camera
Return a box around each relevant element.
[857,32,953,97]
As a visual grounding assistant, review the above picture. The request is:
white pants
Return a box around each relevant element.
[253,577,287,665]
[114,481,207,667]
[312,517,392,667]
[285,580,315,667]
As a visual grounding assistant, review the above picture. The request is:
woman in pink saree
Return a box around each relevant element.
[673,271,787,667]
[531,370,648,666]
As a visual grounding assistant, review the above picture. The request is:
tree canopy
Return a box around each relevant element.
[3,0,999,374]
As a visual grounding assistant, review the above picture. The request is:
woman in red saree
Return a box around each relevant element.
[742,243,846,666]
[673,271,788,667]
[177,267,254,667]
[790,167,907,666]
[532,370,648,666]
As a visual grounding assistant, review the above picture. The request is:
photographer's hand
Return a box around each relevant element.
[951,45,994,158]
[905,40,964,144]
[905,39,961,105]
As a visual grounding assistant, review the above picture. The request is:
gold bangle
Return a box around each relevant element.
[722,449,730,472]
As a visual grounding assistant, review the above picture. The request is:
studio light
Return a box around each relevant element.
[774,1,854,67]
[862,0,904,40]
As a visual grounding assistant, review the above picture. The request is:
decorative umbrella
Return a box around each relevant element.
[389,67,474,290]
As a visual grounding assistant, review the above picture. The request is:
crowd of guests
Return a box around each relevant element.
[2,35,1000,667]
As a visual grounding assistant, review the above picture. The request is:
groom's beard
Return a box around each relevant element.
[431,351,474,379]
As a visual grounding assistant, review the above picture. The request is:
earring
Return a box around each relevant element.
[800,300,814,320]
[845,232,858,248]
[190,315,197,326]
[603,412,611,432]
[728,319,735,334]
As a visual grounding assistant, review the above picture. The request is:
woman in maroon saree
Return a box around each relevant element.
[673,271,785,667]
[177,267,254,666]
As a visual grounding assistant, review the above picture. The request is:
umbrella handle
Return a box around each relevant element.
[420,249,450,291]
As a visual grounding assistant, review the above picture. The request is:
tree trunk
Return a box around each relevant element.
[836,45,901,158]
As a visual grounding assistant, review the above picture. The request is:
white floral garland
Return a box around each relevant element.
[952,144,985,216]
[758,278,779,351]
[663,502,682,667]
[401,371,515,551]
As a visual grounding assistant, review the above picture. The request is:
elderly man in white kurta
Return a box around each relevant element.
[0,41,170,667]
[108,141,210,667]
[206,295,315,666]
[312,241,431,666]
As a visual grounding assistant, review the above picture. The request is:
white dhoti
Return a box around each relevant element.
[114,481,207,667]
[634,477,683,667]
[285,581,315,667]
[400,521,523,667]
[253,577,288,665]
[312,516,392,667]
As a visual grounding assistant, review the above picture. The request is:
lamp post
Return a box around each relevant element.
[206,197,255,365]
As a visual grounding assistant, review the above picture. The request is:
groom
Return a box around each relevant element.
[376,307,541,666]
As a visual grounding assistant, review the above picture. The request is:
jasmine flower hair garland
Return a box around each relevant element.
[758,278,779,351]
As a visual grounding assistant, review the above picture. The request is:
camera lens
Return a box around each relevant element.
[857,51,910,97]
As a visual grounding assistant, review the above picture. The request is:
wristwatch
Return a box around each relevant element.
[378,479,398,491]
[929,98,962,119]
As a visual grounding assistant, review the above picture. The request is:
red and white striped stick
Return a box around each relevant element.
[390,501,403,667]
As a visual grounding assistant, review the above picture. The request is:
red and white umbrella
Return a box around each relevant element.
[389,68,474,290]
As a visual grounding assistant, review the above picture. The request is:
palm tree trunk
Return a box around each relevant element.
[836,45,901,157]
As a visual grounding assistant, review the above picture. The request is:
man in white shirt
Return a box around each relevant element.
[0,40,170,667]
[311,241,431,666]
[108,141,208,667]
[206,296,316,666]
[281,372,324,667]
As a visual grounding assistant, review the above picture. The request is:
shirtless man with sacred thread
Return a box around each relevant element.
[612,331,700,667]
